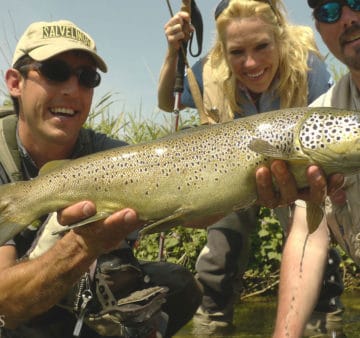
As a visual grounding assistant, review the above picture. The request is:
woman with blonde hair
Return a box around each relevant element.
[209,0,322,120]
[158,0,330,122]
[158,0,340,335]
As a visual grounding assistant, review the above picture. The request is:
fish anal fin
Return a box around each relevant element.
[139,209,189,235]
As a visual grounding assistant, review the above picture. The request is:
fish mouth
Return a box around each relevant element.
[49,107,77,117]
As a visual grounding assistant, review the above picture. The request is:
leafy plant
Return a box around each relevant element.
[135,227,207,273]
[248,208,283,275]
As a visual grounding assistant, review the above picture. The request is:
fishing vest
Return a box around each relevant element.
[201,56,233,123]
[0,108,23,182]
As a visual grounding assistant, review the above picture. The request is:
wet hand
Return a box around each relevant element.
[256,160,298,208]
[255,160,329,208]
[328,173,346,206]
[298,165,328,204]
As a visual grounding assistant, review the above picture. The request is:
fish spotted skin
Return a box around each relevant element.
[0,107,360,244]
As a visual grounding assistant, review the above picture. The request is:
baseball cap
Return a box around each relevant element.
[307,0,321,8]
[12,20,107,72]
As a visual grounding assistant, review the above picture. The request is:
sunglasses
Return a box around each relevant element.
[19,59,101,88]
[314,0,360,23]
[214,0,276,20]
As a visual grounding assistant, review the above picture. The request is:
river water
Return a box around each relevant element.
[174,291,360,337]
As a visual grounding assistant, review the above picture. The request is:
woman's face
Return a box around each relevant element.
[223,17,280,94]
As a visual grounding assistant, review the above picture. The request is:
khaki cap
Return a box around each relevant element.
[12,20,107,72]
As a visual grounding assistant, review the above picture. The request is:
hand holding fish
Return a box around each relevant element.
[256,160,299,208]
[57,201,142,255]
[328,173,346,206]
[256,161,346,208]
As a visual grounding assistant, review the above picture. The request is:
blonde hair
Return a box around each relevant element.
[210,0,322,121]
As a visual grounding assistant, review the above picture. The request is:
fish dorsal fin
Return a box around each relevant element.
[39,159,70,175]
[306,201,324,234]
[248,139,289,159]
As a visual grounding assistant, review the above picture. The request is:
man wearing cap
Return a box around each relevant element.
[269,0,360,336]
[0,20,201,338]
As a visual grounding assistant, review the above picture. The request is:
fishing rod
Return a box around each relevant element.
[165,0,204,130]
[166,0,191,132]
[158,0,203,262]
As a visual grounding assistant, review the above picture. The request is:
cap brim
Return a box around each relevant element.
[28,43,108,72]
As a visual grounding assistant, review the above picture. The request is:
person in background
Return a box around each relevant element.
[0,19,202,338]
[272,0,360,336]
[158,0,341,334]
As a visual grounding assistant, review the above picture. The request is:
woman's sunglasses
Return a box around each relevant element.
[19,59,101,88]
[314,0,360,23]
[214,0,276,20]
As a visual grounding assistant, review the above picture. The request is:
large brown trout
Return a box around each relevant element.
[0,107,360,245]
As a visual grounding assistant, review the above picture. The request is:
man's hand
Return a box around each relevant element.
[57,201,142,255]
[328,173,346,205]
[256,160,298,208]
[255,160,345,208]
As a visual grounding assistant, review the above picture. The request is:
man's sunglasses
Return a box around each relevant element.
[314,0,360,23]
[19,59,101,88]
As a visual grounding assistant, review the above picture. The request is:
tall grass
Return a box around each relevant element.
[85,91,200,144]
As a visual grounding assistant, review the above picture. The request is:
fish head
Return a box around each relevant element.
[298,107,360,174]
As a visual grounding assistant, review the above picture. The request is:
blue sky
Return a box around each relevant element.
[0,0,339,121]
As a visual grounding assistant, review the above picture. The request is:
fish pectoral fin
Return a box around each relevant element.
[248,139,289,159]
[51,211,111,235]
[305,201,324,234]
[139,209,189,236]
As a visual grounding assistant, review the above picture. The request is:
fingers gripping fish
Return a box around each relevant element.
[0,107,360,245]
